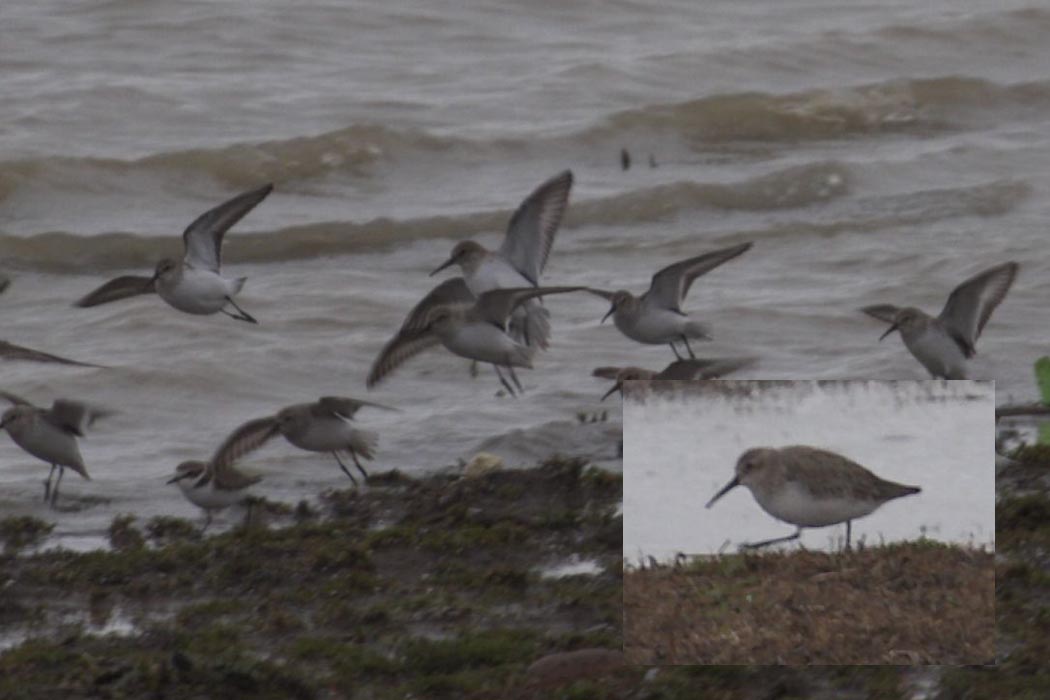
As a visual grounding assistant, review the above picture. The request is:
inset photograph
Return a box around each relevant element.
[622,380,994,665]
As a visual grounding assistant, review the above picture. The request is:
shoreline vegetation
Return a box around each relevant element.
[0,444,1045,697]
[0,458,625,699]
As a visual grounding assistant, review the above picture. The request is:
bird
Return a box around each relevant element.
[74,184,273,323]
[167,420,265,531]
[588,242,752,359]
[705,445,921,550]
[367,285,583,396]
[0,341,101,367]
[592,356,757,400]
[0,391,111,507]
[430,170,573,350]
[204,397,396,486]
[862,261,1018,379]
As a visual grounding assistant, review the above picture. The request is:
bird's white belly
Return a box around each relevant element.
[751,482,878,528]
[617,307,686,344]
[9,426,84,471]
[178,480,247,510]
[159,268,236,314]
[442,322,526,365]
[286,417,354,453]
[905,329,968,379]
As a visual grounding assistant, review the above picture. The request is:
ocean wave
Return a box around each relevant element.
[593,76,1050,145]
[1,76,1047,205]
[3,172,1029,273]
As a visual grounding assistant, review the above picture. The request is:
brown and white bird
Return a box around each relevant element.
[167,416,266,530]
[588,242,752,359]
[367,285,583,396]
[706,445,921,550]
[430,170,573,350]
[75,184,272,323]
[204,397,396,486]
[862,261,1018,379]
[592,356,757,400]
[0,391,112,507]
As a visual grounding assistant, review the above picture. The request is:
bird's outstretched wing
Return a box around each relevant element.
[499,170,573,285]
[646,242,752,311]
[182,184,273,272]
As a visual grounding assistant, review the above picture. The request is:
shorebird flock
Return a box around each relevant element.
[0,169,1021,532]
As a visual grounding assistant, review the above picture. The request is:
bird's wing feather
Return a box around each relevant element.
[498,170,573,285]
[209,416,281,471]
[366,328,442,388]
[74,276,156,308]
[647,243,752,311]
[45,400,113,436]
[399,278,474,332]
[860,304,902,325]
[182,184,273,272]
[0,390,33,407]
[938,262,1018,349]
[473,286,582,326]
[316,396,398,419]
[0,341,101,368]
[592,366,626,380]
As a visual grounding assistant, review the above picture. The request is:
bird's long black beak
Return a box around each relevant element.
[878,323,900,341]
[601,304,616,324]
[705,475,740,509]
[600,382,622,402]
[430,257,455,277]
[166,473,190,485]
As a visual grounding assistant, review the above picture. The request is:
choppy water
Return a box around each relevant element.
[1,0,1047,547]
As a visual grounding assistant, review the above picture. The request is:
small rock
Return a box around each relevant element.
[463,452,503,479]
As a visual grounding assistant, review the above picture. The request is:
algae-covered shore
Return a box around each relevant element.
[2,445,1048,699]
[0,458,624,699]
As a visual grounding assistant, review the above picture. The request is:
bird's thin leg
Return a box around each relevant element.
[682,336,696,359]
[506,365,524,394]
[201,511,213,533]
[845,520,852,552]
[348,450,369,482]
[49,466,65,509]
[493,366,517,397]
[669,341,683,360]
[469,361,479,378]
[331,452,360,486]
[222,297,258,324]
[740,528,802,550]
[43,464,56,503]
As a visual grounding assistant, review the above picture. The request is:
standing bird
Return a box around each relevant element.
[705,445,921,550]
[862,261,1018,379]
[0,391,111,507]
[430,170,573,350]
[593,356,757,401]
[588,242,752,359]
[368,286,583,395]
[75,184,273,323]
[167,419,265,530]
[205,397,396,486]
